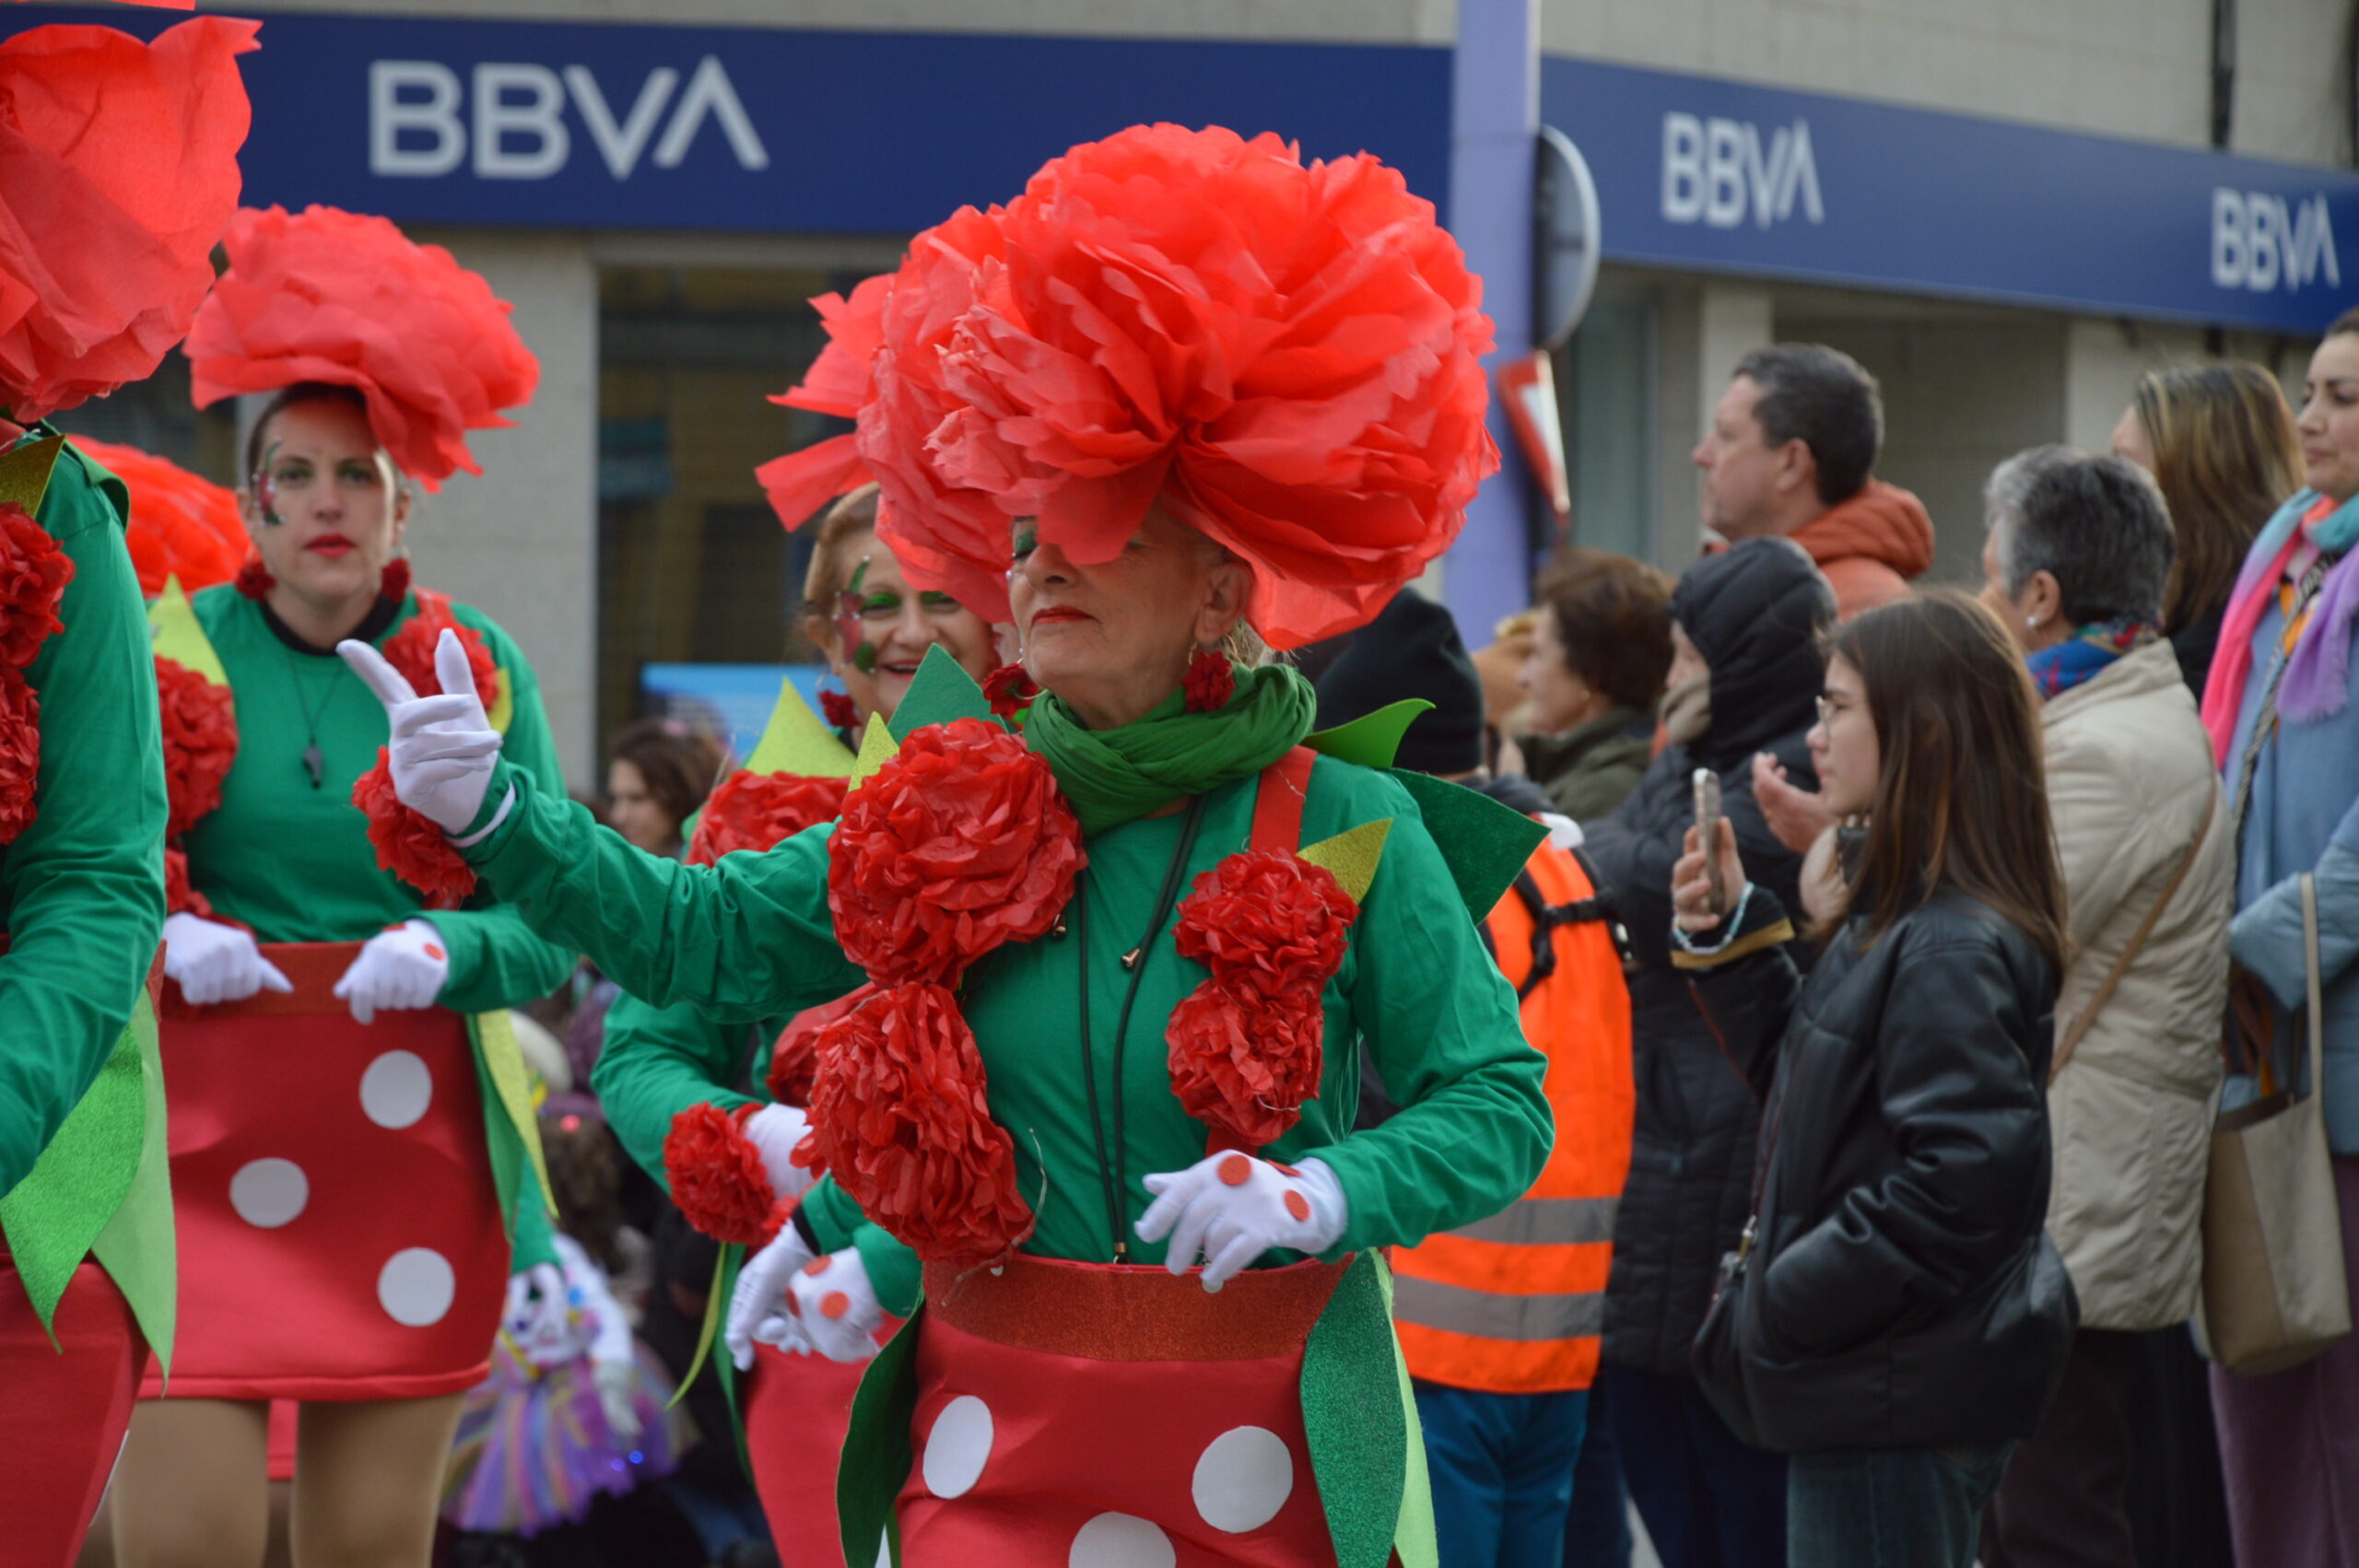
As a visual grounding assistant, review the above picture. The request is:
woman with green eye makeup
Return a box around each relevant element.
[800,485,1002,735]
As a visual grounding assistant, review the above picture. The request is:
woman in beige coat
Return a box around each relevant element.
[1976,447,2234,1567]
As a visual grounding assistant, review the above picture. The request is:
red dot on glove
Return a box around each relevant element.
[802,1255,830,1276]
[819,1292,851,1319]
[1270,1162,1301,1177]
[1285,1190,1311,1223]
[784,1293,802,1316]
[423,943,446,962]
[1218,1154,1253,1187]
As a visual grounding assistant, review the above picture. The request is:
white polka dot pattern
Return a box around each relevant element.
[1191,1424,1295,1533]
[358,1050,433,1129]
[377,1246,456,1327]
[229,1158,309,1228]
[1067,1512,1175,1568]
[921,1395,994,1499]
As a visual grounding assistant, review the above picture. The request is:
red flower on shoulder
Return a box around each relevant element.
[352,749,476,907]
[687,770,849,866]
[799,983,1033,1268]
[0,667,39,845]
[1167,983,1326,1151]
[767,986,875,1109]
[827,718,1083,985]
[156,658,236,837]
[163,846,212,918]
[981,662,1038,720]
[663,1103,790,1248]
[1174,849,1356,1002]
[382,591,502,712]
[0,502,72,671]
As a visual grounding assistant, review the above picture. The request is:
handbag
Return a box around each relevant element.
[2048,790,2216,1084]
[2201,873,2350,1375]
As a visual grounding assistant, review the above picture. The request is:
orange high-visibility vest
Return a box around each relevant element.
[1392,837,1635,1394]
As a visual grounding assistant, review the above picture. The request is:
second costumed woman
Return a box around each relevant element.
[347,125,1553,1566]
[116,205,577,1568]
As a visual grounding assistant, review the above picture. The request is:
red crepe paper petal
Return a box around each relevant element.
[1167,982,1326,1152]
[0,501,70,669]
[381,590,502,716]
[353,749,475,908]
[826,717,1084,986]
[0,665,37,846]
[67,439,243,597]
[1183,649,1235,714]
[0,18,254,421]
[913,123,1497,648]
[981,661,1039,720]
[155,655,234,837]
[768,985,875,1110]
[686,769,848,866]
[1174,848,1356,1001]
[800,982,1033,1268]
[162,844,210,917]
[379,556,411,603]
[819,689,858,731]
[663,1103,790,1248]
[233,556,272,600]
[186,205,539,489]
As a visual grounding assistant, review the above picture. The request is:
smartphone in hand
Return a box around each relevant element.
[1692,767,1727,916]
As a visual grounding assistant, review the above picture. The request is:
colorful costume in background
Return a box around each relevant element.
[147,202,567,1407]
[437,124,1549,1567]
[0,15,253,1562]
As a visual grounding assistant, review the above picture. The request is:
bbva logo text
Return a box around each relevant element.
[370,58,769,181]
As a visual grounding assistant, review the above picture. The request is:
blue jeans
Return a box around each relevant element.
[1414,1380,1590,1568]
[1603,1364,1786,1568]
[1787,1444,2013,1568]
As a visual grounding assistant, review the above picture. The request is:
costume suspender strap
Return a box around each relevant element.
[1248,746,1319,855]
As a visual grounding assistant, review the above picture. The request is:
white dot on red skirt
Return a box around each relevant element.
[1192,1425,1295,1532]
[378,1247,456,1326]
[1067,1513,1174,1568]
[921,1395,993,1499]
[359,1050,434,1129]
[229,1159,308,1228]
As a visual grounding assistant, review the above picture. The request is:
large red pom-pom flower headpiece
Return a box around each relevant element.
[917,123,1497,649]
[186,205,540,490]
[0,18,255,422]
[68,438,246,596]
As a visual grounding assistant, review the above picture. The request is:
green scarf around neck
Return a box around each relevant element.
[1024,663,1319,836]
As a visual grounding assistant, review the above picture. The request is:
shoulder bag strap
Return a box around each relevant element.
[2051,788,2218,1083]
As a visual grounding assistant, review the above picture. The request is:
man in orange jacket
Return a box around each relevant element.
[1316,591,1637,1568]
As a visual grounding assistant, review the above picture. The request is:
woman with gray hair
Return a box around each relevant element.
[1976,447,2234,1568]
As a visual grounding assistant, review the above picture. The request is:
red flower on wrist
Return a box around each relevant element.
[0,503,71,671]
[800,982,1033,1268]
[687,771,848,866]
[353,749,476,907]
[981,662,1038,720]
[0,668,39,846]
[827,718,1084,985]
[156,658,236,837]
[664,1103,791,1248]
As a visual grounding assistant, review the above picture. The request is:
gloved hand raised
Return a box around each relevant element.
[333,920,451,1024]
[162,912,293,1006]
[1135,1152,1349,1293]
[337,628,501,835]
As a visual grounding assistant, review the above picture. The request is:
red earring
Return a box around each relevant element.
[983,662,1039,720]
[379,557,412,603]
[234,557,275,600]
[1184,649,1235,712]
[819,689,859,731]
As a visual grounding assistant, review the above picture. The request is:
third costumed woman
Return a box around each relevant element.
[115,205,576,1568]
[347,125,1552,1566]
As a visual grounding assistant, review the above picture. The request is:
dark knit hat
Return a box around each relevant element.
[1311,589,1485,776]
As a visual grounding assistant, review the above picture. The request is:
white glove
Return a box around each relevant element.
[763,1246,882,1365]
[724,1224,814,1373]
[741,1104,817,1202]
[505,1263,570,1363]
[591,1356,643,1441]
[337,628,501,835]
[1135,1153,1349,1293]
[332,919,451,1024]
[162,912,293,1006]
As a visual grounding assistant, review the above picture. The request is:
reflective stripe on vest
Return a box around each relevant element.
[1394,837,1636,1395]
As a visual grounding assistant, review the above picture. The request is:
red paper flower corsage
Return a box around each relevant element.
[767,986,875,1109]
[982,661,1039,720]
[687,771,849,866]
[353,748,476,907]
[663,1102,793,1248]
[383,590,501,713]
[156,657,236,838]
[0,502,71,671]
[1183,649,1235,713]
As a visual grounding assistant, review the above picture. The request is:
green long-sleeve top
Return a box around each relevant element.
[0,434,166,1196]
[471,747,1551,1280]
[179,584,575,1267]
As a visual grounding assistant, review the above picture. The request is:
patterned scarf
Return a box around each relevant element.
[2027,617,2157,701]
[2201,488,2359,764]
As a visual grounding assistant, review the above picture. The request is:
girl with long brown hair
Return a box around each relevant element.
[1670,591,2075,1568]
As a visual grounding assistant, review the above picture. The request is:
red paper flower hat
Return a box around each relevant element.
[186,205,540,490]
[757,206,1015,618]
[0,17,256,422]
[908,123,1498,649]
[68,437,246,597]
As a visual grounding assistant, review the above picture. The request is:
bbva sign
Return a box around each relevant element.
[1661,111,1825,230]
[2211,188,2340,296]
[370,57,770,181]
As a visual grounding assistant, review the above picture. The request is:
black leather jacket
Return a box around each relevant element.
[1687,883,2078,1452]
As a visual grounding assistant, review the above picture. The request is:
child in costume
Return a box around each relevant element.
[596,483,1001,1562]
[346,125,1550,1568]
[114,204,578,1568]
[0,17,254,1563]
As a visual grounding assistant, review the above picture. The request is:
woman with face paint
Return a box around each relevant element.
[113,205,577,1568]
[593,484,1000,1562]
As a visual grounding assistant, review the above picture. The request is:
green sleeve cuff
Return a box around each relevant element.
[454,762,528,857]
[852,1223,922,1316]
[798,1176,864,1253]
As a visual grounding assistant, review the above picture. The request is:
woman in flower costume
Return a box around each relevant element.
[113,204,577,1568]
[347,125,1550,1568]
[596,484,1001,1558]
[0,16,254,1564]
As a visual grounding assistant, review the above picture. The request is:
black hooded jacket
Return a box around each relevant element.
[1581,537,1837,1376]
